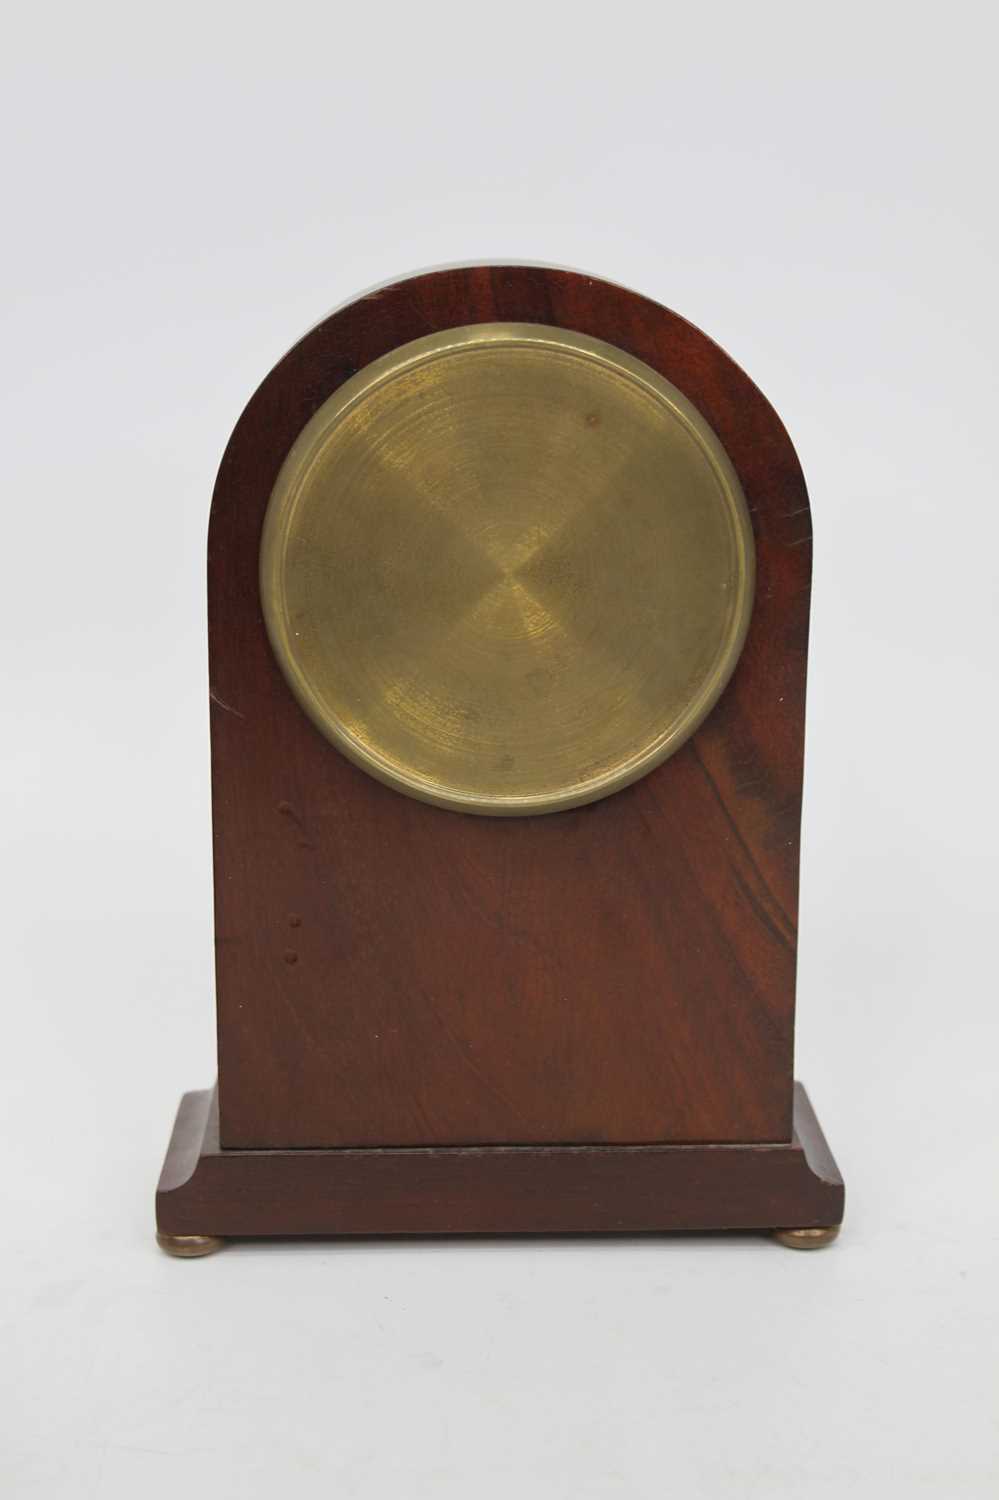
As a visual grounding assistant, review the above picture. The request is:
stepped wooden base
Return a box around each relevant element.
[156,1082,843,1252]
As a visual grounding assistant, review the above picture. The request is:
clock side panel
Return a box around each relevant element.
[207,266,811,1148]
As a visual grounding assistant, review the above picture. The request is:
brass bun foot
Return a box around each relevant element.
[772,1225,840,1250]
[156,1232,225,1258]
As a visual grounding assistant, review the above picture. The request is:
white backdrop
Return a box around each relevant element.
[3,4,997,1497]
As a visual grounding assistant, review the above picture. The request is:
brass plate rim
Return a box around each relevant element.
[260,323,755,817]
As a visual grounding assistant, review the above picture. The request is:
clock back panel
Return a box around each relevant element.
[207,266,811,1149]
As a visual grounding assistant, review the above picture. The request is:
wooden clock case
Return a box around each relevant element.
[155,266,844,1254]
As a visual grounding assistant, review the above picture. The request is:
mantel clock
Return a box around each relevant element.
[155,265,844,1255]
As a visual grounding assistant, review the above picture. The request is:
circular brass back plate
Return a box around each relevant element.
[260,324,754,815]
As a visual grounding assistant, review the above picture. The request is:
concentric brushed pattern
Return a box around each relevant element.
[260,323,754,815]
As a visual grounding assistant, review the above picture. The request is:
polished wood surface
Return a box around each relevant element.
[156,1083,843,1238]
[207,266,811,1149]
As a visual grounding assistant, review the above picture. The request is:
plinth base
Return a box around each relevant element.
[155,1083,843,1252]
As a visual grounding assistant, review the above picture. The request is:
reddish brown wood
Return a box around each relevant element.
[207,266,812,1149]
[156,1083,843,1238]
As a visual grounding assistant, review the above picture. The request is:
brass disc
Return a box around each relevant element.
[260,323,754,816]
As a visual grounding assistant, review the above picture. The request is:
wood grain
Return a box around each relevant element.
[156,1084,843,1238]
[207,266,812,1149]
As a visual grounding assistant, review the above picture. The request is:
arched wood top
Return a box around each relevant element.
[206,266,812,1151]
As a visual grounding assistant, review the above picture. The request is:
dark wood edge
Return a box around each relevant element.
[790,1082,844,1191]
[156,1088,214,1196]
[156,1084,844,1239]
